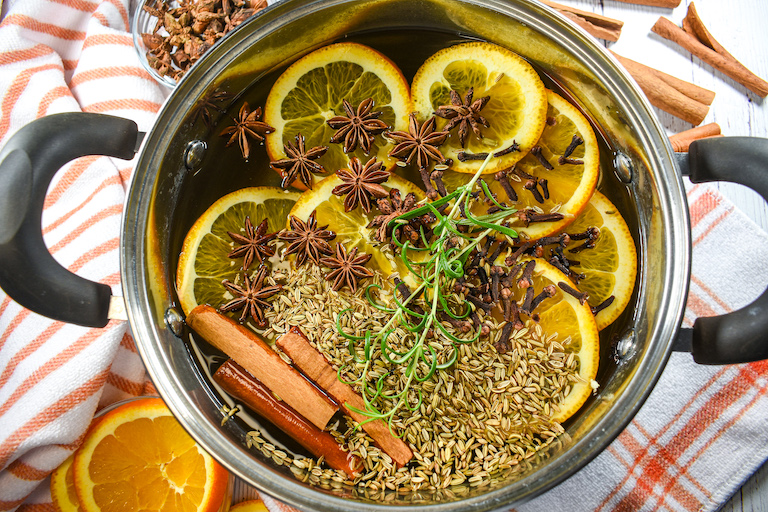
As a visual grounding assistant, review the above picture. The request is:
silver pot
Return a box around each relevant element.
[2,0,768,510]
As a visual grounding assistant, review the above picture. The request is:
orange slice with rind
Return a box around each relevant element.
[265,42,412,187]
[411,41,548,175]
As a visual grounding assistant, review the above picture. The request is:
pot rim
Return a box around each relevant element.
[121,0,691,509]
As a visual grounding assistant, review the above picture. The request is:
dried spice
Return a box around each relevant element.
[220,265,281,326]
[434,87,491,147]
[367,189,430,246]
[386,113,449,169]
[193,88,231,127]
[319,243,374,293]
[331,157,390,213]
[220,102,274,159]
[270,133,328,189]
[327,98,389,154]
[141,0,268,81]
[278,211,336,266]
[227,217,278,271]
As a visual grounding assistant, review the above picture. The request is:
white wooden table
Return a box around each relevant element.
[565,0,768,510]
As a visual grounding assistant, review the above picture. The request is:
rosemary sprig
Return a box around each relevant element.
[337,154,519,431]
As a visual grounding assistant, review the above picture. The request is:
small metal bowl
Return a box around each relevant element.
[132,1,179,88]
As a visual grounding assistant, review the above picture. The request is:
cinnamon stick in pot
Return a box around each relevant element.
[186,305,338,430]
[213,360,362,478]
[275,327,414,467]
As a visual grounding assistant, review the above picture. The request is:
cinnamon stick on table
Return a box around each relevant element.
[652,4,768,98]
[669,122,722,152]
[614,0,680,7]
[275,327,414,467]
[186,305,338,430]
[611,51,714,125]
[540,0,623,42]
[213,360,362,478]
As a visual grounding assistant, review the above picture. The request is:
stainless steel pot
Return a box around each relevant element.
[2,0,768,510]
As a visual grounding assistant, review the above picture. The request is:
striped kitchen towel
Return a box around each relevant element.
[0,0,163,509]
[1,2,768,512]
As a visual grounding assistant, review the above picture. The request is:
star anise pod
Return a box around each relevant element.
[435,87,491,148]
[327,98,389,154]
[319,243,374,293]
[278,210,336,266]
[227,217,278,271]
[270,133,328,189]
[367,188,431,246]
[193,88,232,127]
[220,266,281,327]
[332,157,390,213]
[386,114,449,170]
[220,102,274,159]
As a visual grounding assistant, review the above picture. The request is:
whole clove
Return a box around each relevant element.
[558,281,589,305]
[494,170,518,202]
[530,146,554,170]
[530,285,557,311]
[591,295,615,316]
[517,260,536,289]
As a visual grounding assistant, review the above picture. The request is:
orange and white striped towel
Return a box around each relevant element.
[0,0,164,509]
[1,2,768,512]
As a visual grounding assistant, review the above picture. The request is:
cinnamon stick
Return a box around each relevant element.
[652,10,768,98]
[186,305,338,430]
[668,122,722,152]
[213,360,362,478]
[541,0,623,42]
[614,0,680,7]
[275,327,414,467]
[611,51,714,125]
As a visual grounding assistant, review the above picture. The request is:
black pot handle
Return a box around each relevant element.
[0,113,139,327]
[679,137,768,364]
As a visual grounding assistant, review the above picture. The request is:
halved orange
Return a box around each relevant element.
[230,500,268,512]
[72,398,229,512]
[51,454,83,511]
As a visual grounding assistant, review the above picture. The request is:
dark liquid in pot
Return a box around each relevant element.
[170,27,641,482]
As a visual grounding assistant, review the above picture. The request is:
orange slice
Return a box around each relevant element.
[555,189,637,330]
[442,89,599,241]
[503,258,599,423]
[411,41,547,175]
[176,187,300,316]
[264,42,412,186]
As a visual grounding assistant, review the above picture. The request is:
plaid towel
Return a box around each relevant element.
[1,1,767,511]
